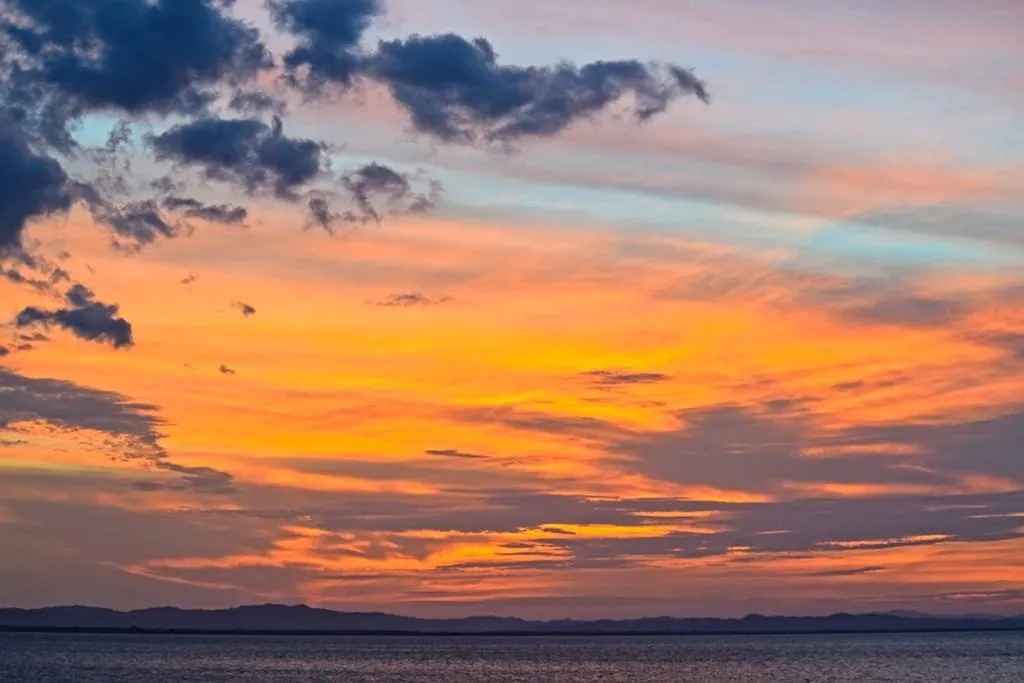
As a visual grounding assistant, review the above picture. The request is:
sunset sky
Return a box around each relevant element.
[1,0,1024,619]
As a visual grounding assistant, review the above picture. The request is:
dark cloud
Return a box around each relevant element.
[362,35,709,144]
[0,0,704,376]
[228,89,287,116]
[371,292,452,308]
[218,364,236,375]
[0,266,51,292]
[15,283,133,348]
[151,117,326,199]
[808,566,888,578]
[269,1,707,143]
[305,196,345,233]
[195,486,1024,572]
[458,406,617,440]
[232,301,256,317]
[0,59,82,154]
[98,199,184,248]
[582,369,670,387]
[425,449,488,460]
[136,462,237,495]
[272,453,544,498]
[969,331,1024,362]
[0,365,162,442]
[163,196,248,225]
[304,165,442,233]
[718,493,1024,556]
[150,175,185,195]
[790,278,977,331]
[85,120,135,197]
[48,265,71,284]
[340,162,441,222]
[616,404,959,495]
[833,411,1024,486]
[101,120,133,154]
[0,122,72,250]
[461,399,1024,501]
[268,0,382,91]
[0,490,283,611]
[842,294,971,328]
[67,180,189,250]
[482,493,1024,569]
[830,374,909,395]
[1,0,270,116]
[0,367,235,493]
[0,346,9,357]
[1,250,68,283]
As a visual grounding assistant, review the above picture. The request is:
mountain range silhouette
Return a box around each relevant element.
[2,605,1023,636]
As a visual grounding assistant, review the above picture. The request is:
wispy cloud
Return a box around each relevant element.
[370,292,452,308]
[582,370,670,387]
[425,449,488,460]
[232,301,257,318]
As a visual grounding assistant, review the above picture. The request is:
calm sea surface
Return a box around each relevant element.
[1,631,1022,682]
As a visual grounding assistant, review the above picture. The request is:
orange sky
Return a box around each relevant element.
[4,207,1024,617]
[1,0,1023,618]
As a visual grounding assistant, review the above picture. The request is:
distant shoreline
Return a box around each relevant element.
[4,625,1024,637]
[6,605,1023,638]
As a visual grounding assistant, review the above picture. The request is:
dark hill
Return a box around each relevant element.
[2,605,1023,635]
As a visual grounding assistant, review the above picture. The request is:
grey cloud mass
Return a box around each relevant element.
[0,122,72,250]
[267,0,708,143]
[15,283,134,348]
[363,35,709,144]
[162,196,249,225]
[0,366,163,442]
[340,163,442,223]
[0,367,235,494]
[151,117,326,199]
[458,399,1024,501]
[582,369,670,387]
[0,0,270,116]
[269,0,382,91]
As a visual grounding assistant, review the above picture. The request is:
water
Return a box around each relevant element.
[1,631,1022,682]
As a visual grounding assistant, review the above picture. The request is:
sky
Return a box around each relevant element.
[1,0,1023,620]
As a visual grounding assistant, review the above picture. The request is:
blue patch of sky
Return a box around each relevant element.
[800,219,1024,270]
[331,150,804,241]
[331,147,1019,271]
[73,115,127,147]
